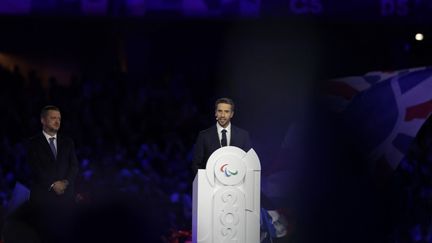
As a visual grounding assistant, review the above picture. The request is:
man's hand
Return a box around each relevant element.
[52,180,69,195]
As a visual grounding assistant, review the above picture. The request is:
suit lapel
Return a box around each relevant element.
[56,135,64,162]
[230,125,237,146]
[211,125,221,148]
[38,133,56,162]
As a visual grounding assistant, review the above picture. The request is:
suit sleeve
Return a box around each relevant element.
[192,132,204,175]
[244,131,252,151]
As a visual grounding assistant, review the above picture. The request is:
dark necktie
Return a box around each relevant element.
[221,129,227,147]
[49,137,57,159]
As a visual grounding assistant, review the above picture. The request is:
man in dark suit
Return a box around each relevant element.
[26,105,79,242]
[27,105,78,205]
[192,97,252,174]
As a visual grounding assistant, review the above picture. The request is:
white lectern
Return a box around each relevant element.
[192,146,261,243]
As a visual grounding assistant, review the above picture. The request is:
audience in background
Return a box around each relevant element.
[0,64,198,242]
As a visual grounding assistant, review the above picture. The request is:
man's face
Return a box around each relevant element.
[41,110,61,134]
[215,103,234,128]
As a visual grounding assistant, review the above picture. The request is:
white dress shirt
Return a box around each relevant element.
[216,122,231,147]
[42,130,57,150]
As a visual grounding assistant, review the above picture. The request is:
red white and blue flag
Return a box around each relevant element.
[260,66,432,242]
[327,66,432,169]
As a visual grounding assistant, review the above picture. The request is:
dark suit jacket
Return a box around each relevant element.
[26,132,79,205]
[192,124,252,174]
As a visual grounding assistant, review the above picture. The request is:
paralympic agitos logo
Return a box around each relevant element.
[220,164,238,177]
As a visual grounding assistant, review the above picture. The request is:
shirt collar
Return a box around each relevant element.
[42,130,57,141]
[216,122,231,134]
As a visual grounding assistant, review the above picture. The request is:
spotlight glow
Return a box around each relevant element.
[415,33,424,41]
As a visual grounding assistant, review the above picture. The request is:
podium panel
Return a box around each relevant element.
[193,146,261,243]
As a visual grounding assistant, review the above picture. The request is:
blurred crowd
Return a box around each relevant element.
[0,63,208,241]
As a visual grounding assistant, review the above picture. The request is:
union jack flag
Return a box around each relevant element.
[326,66,432,170]
[259,66,432,242]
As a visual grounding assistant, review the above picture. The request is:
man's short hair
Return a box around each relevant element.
[40,105,60,118]
[215,97,235,111]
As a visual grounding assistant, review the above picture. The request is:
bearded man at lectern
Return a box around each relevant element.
[192,97,252,174]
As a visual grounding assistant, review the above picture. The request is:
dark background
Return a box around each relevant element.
[1,1,432,242]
